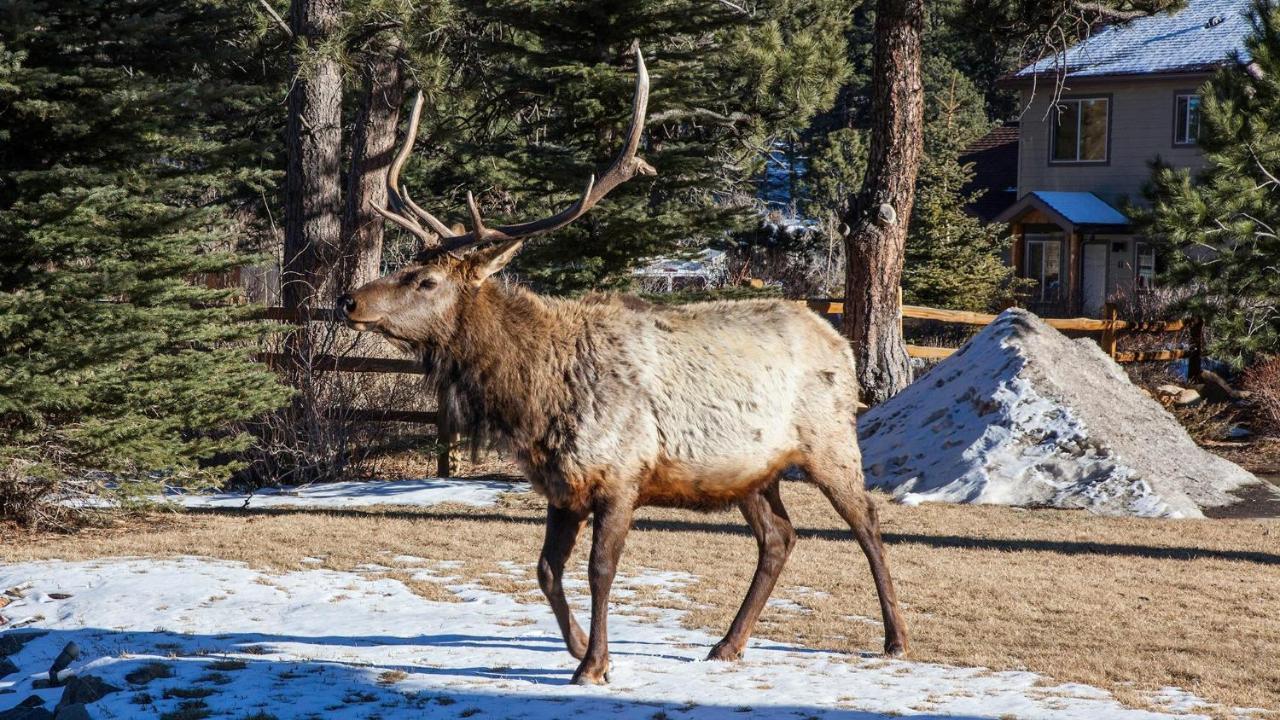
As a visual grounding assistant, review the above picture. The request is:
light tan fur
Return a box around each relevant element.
[340,246,908,683]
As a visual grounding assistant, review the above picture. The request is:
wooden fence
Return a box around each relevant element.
[254,306,460,476]
[804,299,1202,377]
[254,298,1200,477]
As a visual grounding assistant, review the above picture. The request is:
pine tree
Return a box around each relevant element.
[393,0,850,294]
[903,57,1015,311]
[0,0,292,523]
[1141,0,1280,368]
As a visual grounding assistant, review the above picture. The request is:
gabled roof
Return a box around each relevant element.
[1013,0,1254,81]
[960,124,1019,224]
[995,191,1130,230]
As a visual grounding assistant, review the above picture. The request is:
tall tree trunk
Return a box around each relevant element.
[841,0,925,406]
[339,37,405,291]
[283,0,343,309]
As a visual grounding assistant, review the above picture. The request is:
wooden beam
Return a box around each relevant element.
[324,408,438,423]
[906,344,955,360]
[256,353,423,374]
[1113,349,1192,363]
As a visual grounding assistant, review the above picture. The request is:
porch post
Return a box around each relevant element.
[1068,231,1083,315]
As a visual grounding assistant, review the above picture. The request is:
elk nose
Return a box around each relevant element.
[336,293,357,317]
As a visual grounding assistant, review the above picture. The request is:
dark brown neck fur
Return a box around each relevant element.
[422,282,593,465]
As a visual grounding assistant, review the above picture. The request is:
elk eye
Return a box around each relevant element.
[417,277,438,291]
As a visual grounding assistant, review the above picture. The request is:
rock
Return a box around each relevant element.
[1174,388,1202,407]
[859,309,1272,518]
[0,697,53,720]
[0,658,17,679]
[0,632,46,657]
[1137,387,1152,398]
[56,676,119,708]
[46,643,78,681]
[51,706,89,720]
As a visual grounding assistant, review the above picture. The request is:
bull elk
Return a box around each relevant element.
[337,48,908,685]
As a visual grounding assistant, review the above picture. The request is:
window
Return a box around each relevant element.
[1026,235,1064,302]
[1135,242,1156,290]
[1174,93,1200,145]
[1051,97,1109,163]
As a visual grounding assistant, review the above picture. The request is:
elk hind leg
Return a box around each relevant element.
[538,504,589,659]
[808,456,909,656]
[708,482,796,661]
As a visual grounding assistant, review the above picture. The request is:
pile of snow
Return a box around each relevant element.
[165,478,522,509]
[0,557,1225,719]
[860,309,1269,518]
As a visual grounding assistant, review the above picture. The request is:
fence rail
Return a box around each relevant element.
[257,306,458,476]
[804,298,1201,375]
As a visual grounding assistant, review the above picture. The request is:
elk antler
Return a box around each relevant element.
[375,46,655,257]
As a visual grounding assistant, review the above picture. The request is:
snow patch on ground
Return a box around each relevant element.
[860,309,1265,518]
[163,478,524,509]
[0,557,1230,719]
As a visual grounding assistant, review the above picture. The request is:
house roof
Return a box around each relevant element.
[995,191,1130,229]
[960,124,1019,223]
[1012,0,1255,81]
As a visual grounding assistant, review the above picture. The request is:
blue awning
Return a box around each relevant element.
[995,191,1130,230]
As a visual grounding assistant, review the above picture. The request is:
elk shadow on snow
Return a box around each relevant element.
[0,627,993,720]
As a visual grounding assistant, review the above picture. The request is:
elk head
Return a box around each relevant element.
[337,47,656,347]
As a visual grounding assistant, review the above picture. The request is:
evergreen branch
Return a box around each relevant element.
[256,0,292,39]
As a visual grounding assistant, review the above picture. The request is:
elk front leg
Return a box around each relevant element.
[538,504,589,659]
[572,498,634,685]
[708,483,795,661]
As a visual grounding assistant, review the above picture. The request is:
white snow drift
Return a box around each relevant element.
[0,557,1227,719]
[859,309,1266,518]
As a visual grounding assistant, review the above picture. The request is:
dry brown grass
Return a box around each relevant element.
[3,485,1278,714]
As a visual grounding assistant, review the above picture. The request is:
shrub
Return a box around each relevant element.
[1243,356,1280,435]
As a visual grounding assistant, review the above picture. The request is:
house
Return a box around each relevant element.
[994,0,1255,317]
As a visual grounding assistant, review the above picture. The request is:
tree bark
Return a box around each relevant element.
[283,0,343,309]
[841,0,924,406]
[339,37,405,292]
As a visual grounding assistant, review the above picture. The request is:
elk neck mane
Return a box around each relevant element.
[420,280,610,463]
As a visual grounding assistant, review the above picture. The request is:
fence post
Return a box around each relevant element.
[1101,302,1119,360]
[897,286,904,337]
[1188,317,1204,382]
[435,387,457,477]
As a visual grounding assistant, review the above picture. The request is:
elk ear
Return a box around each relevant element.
[466,239,524,285]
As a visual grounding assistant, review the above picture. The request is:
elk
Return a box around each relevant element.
[337,48,908,685]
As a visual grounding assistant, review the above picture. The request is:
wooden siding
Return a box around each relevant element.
[1017,78,1210,204]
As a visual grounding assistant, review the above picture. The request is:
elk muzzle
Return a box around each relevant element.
[336,291,379,331]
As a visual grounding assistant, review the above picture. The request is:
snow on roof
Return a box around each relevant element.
[1014,0,1255,80]
[1033,191,1130,225]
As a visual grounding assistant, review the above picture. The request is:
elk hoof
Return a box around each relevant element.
[571,658,611,685]
[884,638,909,657]
[706,641,742,662]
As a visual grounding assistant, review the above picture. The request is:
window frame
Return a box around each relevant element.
[1048,94,1112,166]
[1135,241,1157,291]
[1025,233,1066,302]
[1172,91,1201,147]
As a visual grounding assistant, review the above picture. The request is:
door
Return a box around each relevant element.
[1082,243,1108,317]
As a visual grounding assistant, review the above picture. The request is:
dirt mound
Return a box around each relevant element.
[859,309,1271,518]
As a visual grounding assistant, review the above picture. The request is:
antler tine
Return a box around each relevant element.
[374,204,438,246]
[438,45,654,255]
[380,91,455,245]
[401,186,453,238]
